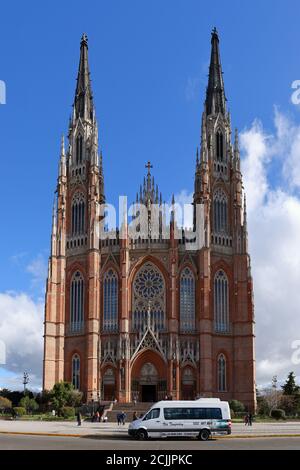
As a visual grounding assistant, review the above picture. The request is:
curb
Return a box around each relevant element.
[1,431,300,440]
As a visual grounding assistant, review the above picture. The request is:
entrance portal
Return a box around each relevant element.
[142,384,157,402]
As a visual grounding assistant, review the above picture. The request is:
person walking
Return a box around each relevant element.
[121,411,127,425]
[76,410,82,426]
[117,412,121,426]
[244,413,248,426]
[132,411,138,421]
[248,413,253,426]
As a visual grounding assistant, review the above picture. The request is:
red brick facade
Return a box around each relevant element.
[43,31,256,411]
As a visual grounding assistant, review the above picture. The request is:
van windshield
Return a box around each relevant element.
[163,407,222,420]
[143,408,160,420]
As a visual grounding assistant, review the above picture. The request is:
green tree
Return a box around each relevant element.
[50,381,82,416]
[0,389,31,406]
[229,399,245,412]
[282,372,300,395]
[19,396,39,414]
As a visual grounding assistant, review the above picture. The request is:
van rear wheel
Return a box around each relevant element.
[198,429,210,441]
[136,429,148,440]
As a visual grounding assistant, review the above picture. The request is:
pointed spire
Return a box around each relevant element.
[196,147,199,167]
[59,135,66,177]
[52,196,57,233]
[206,27,226,116]
[201,111,207,145]
[234,128,240,170]
[99,150,103,173]
[234,128,239,152]
[74,33,94,121]
[243,193,247,228]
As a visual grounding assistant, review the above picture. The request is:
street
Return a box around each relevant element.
[0,434,300,450]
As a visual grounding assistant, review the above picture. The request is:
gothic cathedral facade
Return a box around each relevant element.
[43,30,256,411]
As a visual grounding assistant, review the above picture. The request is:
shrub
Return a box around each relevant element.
[229,400,245,413]
[62,406,75,419]
[271,408,286,420]
[0,396,12,411]
[13,407,26,417]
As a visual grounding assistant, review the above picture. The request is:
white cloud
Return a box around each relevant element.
[26,253,47,292]
[0,292,44,390]
[240,108,300,387]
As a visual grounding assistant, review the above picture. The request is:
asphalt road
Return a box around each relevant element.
[1,434,300,450]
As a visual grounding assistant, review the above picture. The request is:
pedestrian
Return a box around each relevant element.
[76,410,82,426]
[248,413,253,426]
[96,411,100,423]
[117,412,121,426]
[244,413,248,426]
[121,411,127,425]
[132,411,138,421]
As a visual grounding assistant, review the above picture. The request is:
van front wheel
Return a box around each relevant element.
[137,429,148,440]
[198,429,210,441]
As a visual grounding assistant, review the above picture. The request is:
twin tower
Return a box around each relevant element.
[43,29,256,411]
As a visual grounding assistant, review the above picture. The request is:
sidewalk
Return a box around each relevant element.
[1,420,300,438]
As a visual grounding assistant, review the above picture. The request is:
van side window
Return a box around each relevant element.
[206,408,222,419]
[163,407,222,420]
[143,408,160,420]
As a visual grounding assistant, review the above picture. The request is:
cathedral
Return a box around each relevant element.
[43,29,256,411]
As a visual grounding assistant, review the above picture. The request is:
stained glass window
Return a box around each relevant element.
[213,188,228,233]
[103,269,118,332]
[180,267,195,332]
[72,354,80,389]
[71,192,85,236]
[132,262,165,333]
[218,354,226,391]
[70,271,84,332]
[214,270,229,332]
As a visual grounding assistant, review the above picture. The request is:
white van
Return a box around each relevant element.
[128,398,231,441]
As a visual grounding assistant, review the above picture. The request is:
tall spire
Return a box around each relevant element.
[206,27,226,116]
[59,135,66,177]
[74,33,94,121]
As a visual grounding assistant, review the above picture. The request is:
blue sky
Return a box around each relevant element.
[1,0,300,389]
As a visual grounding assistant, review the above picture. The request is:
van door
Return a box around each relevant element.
[141,407,161,437]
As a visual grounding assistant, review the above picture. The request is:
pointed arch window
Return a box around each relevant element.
[216,131,224,161]
[132,262,165,333]
[70,271,85,332]
[180,267,195,332]
[71,192,85,236]
[217,354,227,392]
[72,354,80,389]
[213,188,228,233]
[214,270,229,333]
[76,134,83,165]
[103,269,118,332]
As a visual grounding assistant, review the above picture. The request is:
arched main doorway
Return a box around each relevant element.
[181,367,196,400]
[131,351,167,402]
[139,363,158,402]
[102,367,116,401]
